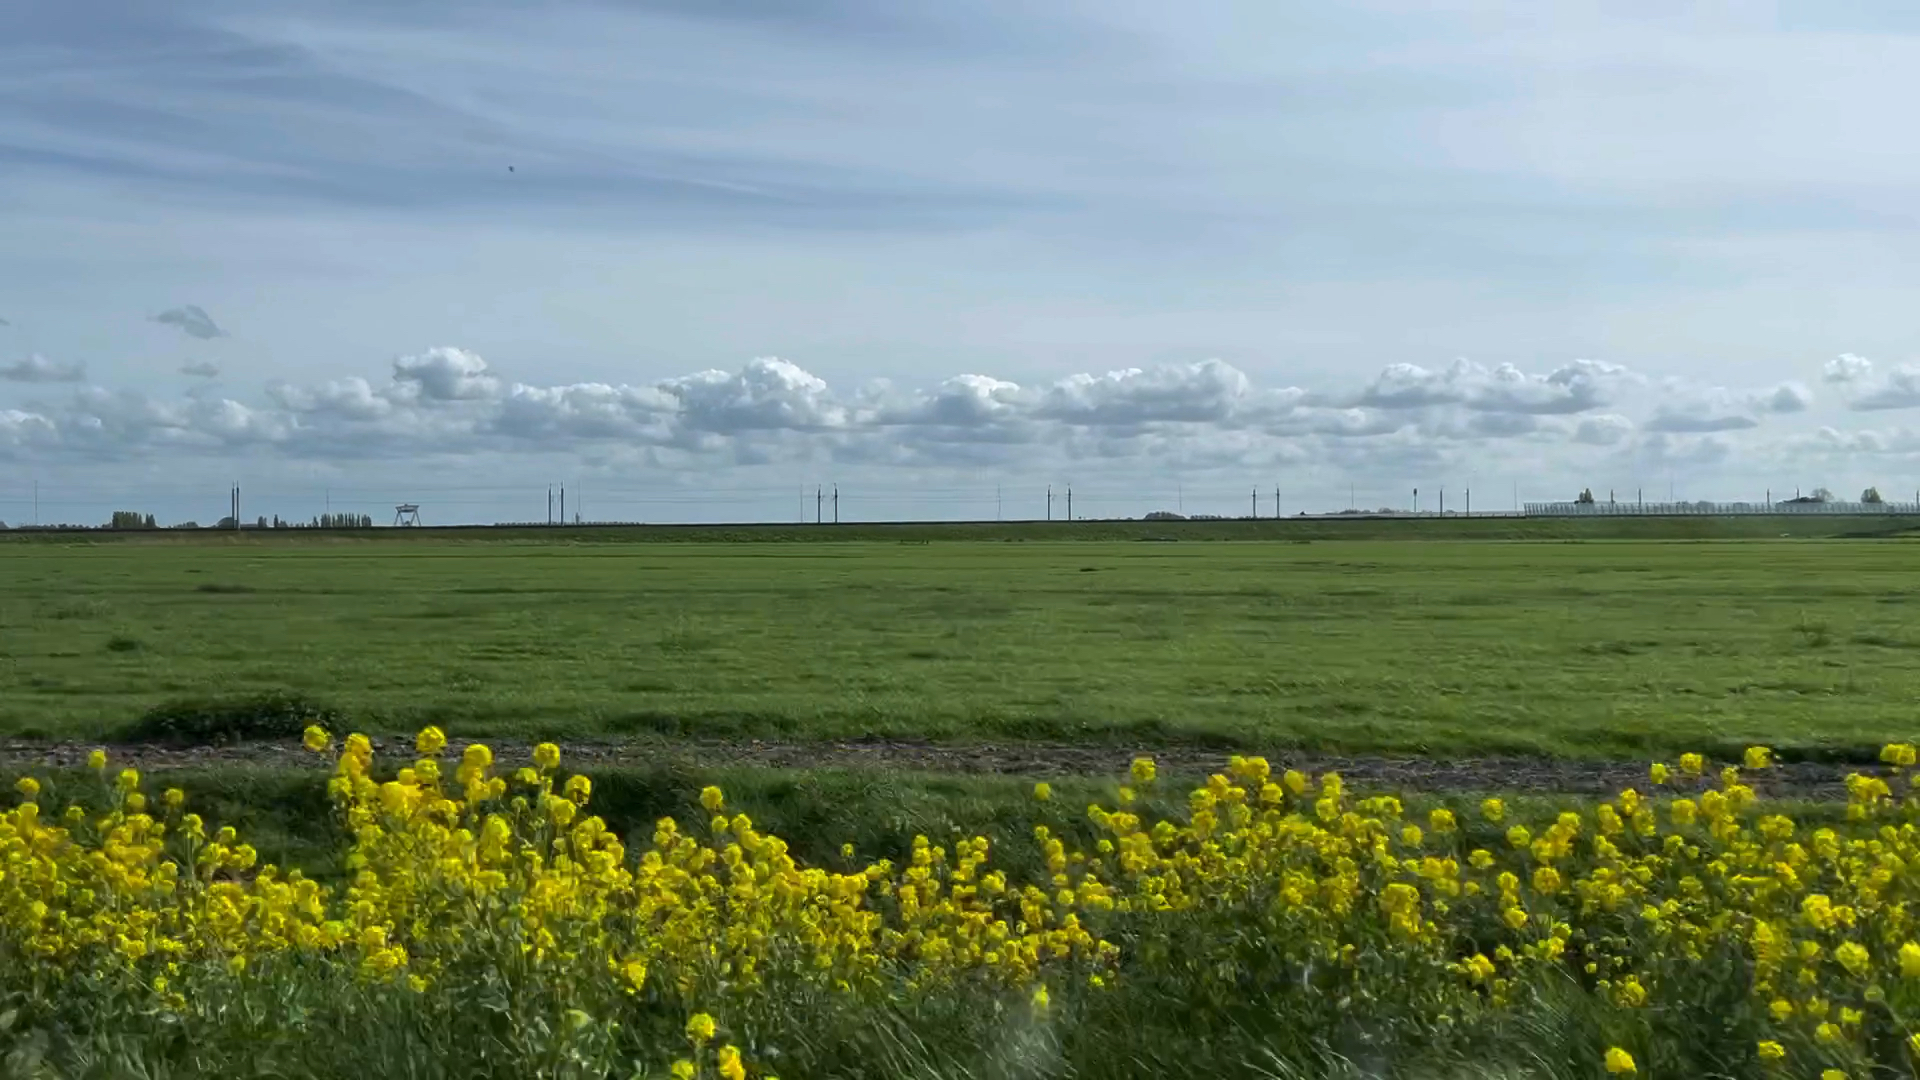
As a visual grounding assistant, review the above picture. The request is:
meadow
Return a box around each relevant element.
[4,521,1920,759]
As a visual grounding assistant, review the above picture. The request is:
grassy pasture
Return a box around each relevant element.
[5,528,1920,758]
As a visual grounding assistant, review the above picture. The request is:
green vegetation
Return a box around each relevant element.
[5,530,1920,758]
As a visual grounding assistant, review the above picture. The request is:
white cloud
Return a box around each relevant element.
[1847,364,1920,412]
[1824,354,1874,384]
[1354,358,1636,415]
[1643,379,1809,432]
[1,350,1648,466]
[153,305,227,341]
[389,347,502,403]
[1,354,87,383]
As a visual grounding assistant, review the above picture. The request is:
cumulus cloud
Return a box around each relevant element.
[1,354,87,383]
[180,361,221,378]
[1643,380,1809,433]
[1354,358,1635,415]
[390,346,501,402]
[1846,364,1920,412]
[0,348,1802,474]
[1824,354,1873,384]
[152,305,228,340]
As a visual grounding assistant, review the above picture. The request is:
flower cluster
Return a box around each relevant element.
[10,731,1920,1076]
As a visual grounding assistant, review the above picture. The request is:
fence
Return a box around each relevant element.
[1523,500,1920,517]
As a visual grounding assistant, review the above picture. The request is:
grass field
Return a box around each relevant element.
[5,525,1920,758]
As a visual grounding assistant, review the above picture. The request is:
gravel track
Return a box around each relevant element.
[0,737,1870,799]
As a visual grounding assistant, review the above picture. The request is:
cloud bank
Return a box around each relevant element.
[0,347,1846,483]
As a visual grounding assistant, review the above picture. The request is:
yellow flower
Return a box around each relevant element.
[1756,1040,1785,1062]
[533,742,561,771]
[415,726,447,755]
[117,767,140,791]
[1900,941,1920,978]
[670,1062,696,1080]
[1835,941,1871,977]
[1769,998,1794,1022]
[1670,799,1697,826]
[1816,1022,1841,1044]
[1428,808,1457,833]
[1604,1047,1636,1074]
[700,785,725,812]
[1910,1032,1920,1057]
[1130,757,1156,785]
[87,748,107,770]
[462,742,493,769]
[1033,782,1052,802]
[1882,742,1918,767]
[1481,797,1505,823]
[302,725,330,753]
[1745,745,1774,770]
[717,1045,746,1080]
[1031,984,1051,1014]
[1679,752,1705,776]
[1822,1071,1847,1080]
[14,776,38,799]
[686,1012,717,1045]
[163,787,184,810]
[564,774,591,802]
[1650,762,1671,785]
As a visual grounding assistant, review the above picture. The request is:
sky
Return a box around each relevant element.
[3,0,1920,525]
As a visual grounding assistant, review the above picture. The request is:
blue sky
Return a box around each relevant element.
[3,0,1919,524]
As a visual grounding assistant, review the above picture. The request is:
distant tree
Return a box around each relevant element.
[171,521,200,529]
[1863,487,1884,504]
[1575,488,1596,504]
[1810,487,1835,503]
[1143,511,1187,521]
[108,510,157,529]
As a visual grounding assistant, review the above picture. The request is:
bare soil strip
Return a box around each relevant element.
[0,738,1868,798]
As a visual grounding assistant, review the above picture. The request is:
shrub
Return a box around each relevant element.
[116,691,343,745]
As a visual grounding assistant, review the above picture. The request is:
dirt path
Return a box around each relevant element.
[0,737,1872,799]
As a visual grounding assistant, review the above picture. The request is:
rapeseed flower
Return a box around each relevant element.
[1604,1047,1636,1074]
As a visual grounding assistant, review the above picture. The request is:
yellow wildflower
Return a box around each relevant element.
[302,725,330,753]
[415,726,447,755]
[1033,782,1052,802]
[686,1012,717,1045]
[14,776,37,799]
[1604,1047,1636,1074]
[87,748,107,770]
[1756,1040,1785,1062]
[717,1046,746,1080]
[532,742,561,771]
[1744,746,1773,770]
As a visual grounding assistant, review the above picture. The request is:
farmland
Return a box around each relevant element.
[4,521,1920,760]
[9,522,1920,1077]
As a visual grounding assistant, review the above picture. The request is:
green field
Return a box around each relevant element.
[5,525,1920,758]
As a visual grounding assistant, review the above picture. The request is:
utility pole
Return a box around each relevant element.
[832,484,839,524]
[1440,488,1445,515]
[559,486,565,525]
[1251,487,1258,519]
[1413,487,1418,513]
[1047,487,1052,521]
[1274,485,1280,519]
[1466,488,1471,516]
[1066,487,1072,521]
